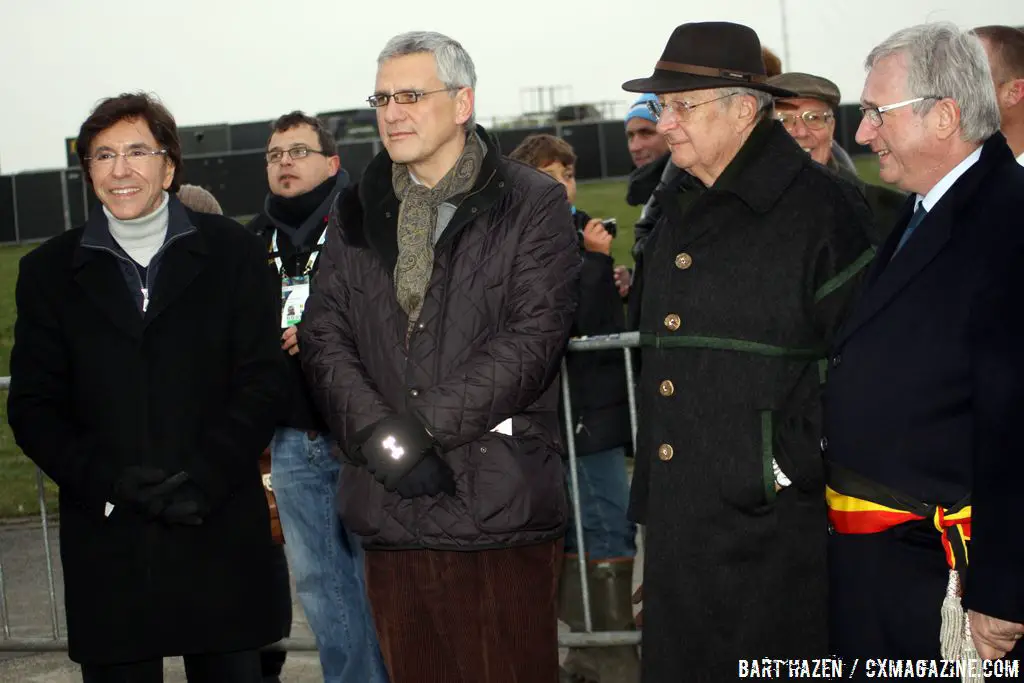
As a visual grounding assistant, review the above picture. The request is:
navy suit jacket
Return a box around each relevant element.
[824,133,1024,622]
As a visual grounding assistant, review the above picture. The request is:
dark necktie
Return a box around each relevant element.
[892,203,928,257]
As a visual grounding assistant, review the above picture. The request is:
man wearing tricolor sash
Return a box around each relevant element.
[824,23,1024,674]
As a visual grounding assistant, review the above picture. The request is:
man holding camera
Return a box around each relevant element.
[510,134,638,683]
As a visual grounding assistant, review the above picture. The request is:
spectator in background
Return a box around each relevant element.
[974,25,1024,163]
[300,31,580,683]
[622,22,874,680]
[510,134,638,683]
[769,71,906,246]
[624,93,670,206]
[246,111,387,683]
[175,183,293,683]
[7,92,288,682]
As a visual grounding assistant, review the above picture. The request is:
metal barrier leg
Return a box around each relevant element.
[560,358,592,633]
[623,347,638,453]
[36,468,60,639]
[0,538,10,640]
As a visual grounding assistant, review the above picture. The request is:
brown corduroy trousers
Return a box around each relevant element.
[364,539,563,683]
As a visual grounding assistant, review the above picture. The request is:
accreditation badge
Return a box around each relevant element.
[280,275,310,328]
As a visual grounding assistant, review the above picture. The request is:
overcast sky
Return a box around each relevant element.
[0,0,1021,174]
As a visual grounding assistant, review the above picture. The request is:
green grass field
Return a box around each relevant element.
[0,156,884,518]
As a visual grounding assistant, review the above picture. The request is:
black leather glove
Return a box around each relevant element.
[160,479,209,526]
[356,414,438,492]
[394,452,456,498]
[113,468,188,519]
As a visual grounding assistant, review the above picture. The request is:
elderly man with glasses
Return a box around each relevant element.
[621,21,874,681]
[824,23,1024,669]
[298,31,580,683]
[245,111,388,683]
[769,71,906,246]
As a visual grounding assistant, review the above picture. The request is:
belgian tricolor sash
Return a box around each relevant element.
[825,462,970,571]
[825,462,981,681]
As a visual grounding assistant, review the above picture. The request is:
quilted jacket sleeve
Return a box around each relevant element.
[300,209,395,457]
[409,184,581,450]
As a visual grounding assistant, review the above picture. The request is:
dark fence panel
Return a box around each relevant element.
[14,171,65,242]
[560,123,602,180]
[65,169,88,227]
[493,126,557,158]
[600,121,633,178]
[336,140,378,182]
[0,176,15,243]
[198,151,267,218]
[179,124,231,156]
[229,121,274,152]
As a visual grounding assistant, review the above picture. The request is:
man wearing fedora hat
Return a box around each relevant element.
[769,71,906,246]
[622,21,874,681]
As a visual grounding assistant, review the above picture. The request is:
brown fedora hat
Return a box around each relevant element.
[623,22,797,97]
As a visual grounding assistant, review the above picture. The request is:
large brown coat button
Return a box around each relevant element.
[658,444,674,461]
[659,380,675,396]
[674,252,693,270]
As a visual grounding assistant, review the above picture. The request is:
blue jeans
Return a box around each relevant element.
[563,446,637,560]
[271,427,388,683]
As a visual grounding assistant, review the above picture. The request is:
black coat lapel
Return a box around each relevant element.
[835,203,951,346]
[143,230,206,325]
[72,249,145,340]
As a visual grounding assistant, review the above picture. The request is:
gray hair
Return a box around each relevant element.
[865,22,1000,142]
[719,87,774,121]
[377,31,477,129]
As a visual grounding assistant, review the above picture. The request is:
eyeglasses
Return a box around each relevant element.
[265,145,328,165]
[859,96,943,128]
[84,148,167,170]
[645,93,737,122]
[366,87,458,108]
[774,110,835,131]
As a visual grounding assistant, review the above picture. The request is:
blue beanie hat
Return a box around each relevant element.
[625,93,658,126]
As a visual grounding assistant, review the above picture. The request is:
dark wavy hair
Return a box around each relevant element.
[76,92,183,192]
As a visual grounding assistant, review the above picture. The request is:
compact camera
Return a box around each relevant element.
[600,218,618,237]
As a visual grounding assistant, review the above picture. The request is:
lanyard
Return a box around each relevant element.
[271,227,328,278]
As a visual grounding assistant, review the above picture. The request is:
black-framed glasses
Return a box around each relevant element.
[84,148,167,170]
[774,110,835,131]
[366,87,458,108]
[859,96,943,128]
[645,93,737,122]
[265,145,328,165]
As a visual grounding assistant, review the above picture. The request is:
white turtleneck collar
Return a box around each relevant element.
[103,192,170,267]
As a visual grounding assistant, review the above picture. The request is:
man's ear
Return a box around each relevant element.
[931,98,962,142]
[454,87,474,127]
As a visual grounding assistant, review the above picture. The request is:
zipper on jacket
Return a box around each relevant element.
[83,228,196,314]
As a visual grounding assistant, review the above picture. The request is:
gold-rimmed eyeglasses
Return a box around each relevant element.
[775,110,835,131]
[84,148,167,170]
[645,93,737,122]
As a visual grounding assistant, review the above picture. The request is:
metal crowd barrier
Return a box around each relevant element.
[0,331,644,652]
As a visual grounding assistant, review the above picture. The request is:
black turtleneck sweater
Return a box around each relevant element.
[248,170,350,431]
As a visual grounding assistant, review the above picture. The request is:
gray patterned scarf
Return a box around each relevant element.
[391,130,484,328]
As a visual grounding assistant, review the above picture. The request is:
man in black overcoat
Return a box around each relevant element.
[825,23,1024,670]
[621,22,874,682]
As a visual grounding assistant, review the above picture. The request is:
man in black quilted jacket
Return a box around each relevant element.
[299,30,581,683]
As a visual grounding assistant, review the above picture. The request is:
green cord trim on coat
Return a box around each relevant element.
[638,333,825,359]
[813,247,877,304]
[818,358,828,385]
[761,410,776,504]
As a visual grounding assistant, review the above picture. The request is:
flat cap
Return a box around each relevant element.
[767,72,841,109]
